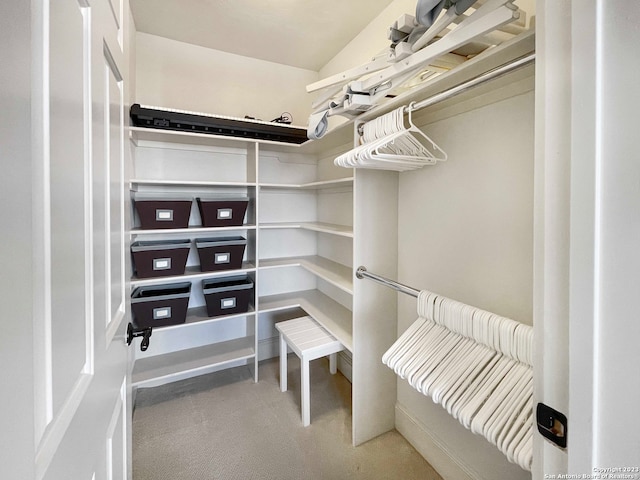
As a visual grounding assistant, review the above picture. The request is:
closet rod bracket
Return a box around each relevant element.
[355,265,367,279]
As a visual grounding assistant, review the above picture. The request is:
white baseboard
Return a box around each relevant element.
[336,351,352,383]
[258,336,279,361]
[395,403,480,480]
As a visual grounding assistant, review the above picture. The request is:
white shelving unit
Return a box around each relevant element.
[129,134,260,384]
[128,126,355,391]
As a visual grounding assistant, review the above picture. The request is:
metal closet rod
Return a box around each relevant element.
[356,266,420,298]
[406,52,536,114]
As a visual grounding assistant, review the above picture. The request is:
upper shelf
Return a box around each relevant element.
[259,177,353,190]
[298,29,535,155]
[130,126,305,150]
[128,31,534,157]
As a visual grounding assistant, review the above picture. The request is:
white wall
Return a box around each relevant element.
[135,32,318,126]
[397,92,534,480]
[319,0,415,79]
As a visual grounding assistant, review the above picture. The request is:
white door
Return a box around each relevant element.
[535,0,640,477]
[31,0,131,479]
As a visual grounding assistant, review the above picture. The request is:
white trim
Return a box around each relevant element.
[82,1,95,377]
[590,0,604,465]
[33,0,54,444]
[106,308,125,347]
[117,70,126,341]
[104,51,113,329]
[31,2,53,447]
[257,336,278,361]
[336,351,352,383]
[104,39,126,343]
[35,373,92,480]
[105,377,126,480]
[395,403,479,480]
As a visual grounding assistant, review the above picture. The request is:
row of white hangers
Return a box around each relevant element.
[417,290,533,365]
[382,290,533,471]
[334,104,447,171]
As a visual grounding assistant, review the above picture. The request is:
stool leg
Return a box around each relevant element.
[301,357,310,427]
[329,353,337,375]
[279,333,287,392]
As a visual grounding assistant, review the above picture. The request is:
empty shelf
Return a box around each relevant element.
[132,337,255,388]
[259,222,353,238]
[259,255,353,294]
[259,177,353,190]
[259,289,353,352]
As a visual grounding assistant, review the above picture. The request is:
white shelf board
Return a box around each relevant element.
[259,177,353,190]
[259,255,353,294]
[259,289,353,352]
[259,222,353,238]
[131,179,257,189]
[132,336,255,388]
[141,306,255,332]
[131,263,256,287]
[130,224,257,236]
[130,126,305,149]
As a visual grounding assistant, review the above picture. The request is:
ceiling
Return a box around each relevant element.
[130,0,396,71]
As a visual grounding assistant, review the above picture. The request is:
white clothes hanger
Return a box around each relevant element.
[335,104,447,171]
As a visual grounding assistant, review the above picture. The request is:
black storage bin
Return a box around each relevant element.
[202,275,253,317]
[131,239,191,278]
[131,282,191,328]
[196,197,248,227]
[196,236,246,272]
[134,197,192,229]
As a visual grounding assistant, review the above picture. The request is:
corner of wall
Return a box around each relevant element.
[318,0,417,79]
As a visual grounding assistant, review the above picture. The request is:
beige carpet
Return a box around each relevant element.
[133,356,443,480]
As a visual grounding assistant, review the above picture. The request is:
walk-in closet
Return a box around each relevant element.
[3,1,639,479]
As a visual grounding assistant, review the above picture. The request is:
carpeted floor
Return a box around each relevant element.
[133,356,443,480]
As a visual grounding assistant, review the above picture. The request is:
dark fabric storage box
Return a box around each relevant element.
[196,197,248,227]
[135,198,192,229]
[131,239,191,278]
[131,282,191,328]
[202,275,253,317]
[196,236,246,272]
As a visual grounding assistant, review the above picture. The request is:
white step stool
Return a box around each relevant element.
[275,316,344,426]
